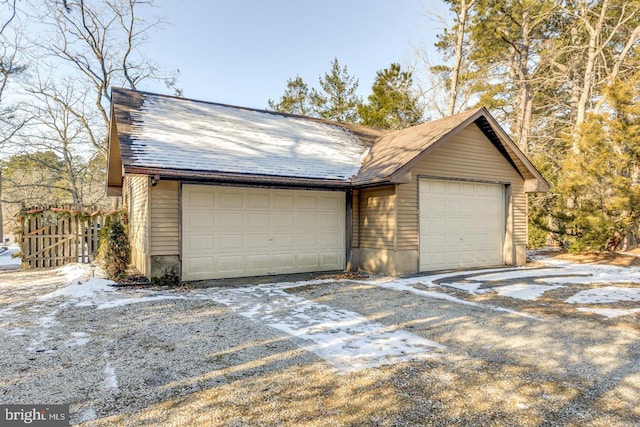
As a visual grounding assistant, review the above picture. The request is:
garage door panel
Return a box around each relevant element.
[185,212,213,230]
[186,257,215,274]
[246,213,269,229]
[272,214,295,230]
[189,235,214,251]
[297,214,317,228]
[219,192,243,208]
[432,181,448,194]
[296,253,319,267]
[271,253,295,269]
[420,179,504,271]
[217,213,242,229]
[320,233,340,247]
[245,234,269,250]
[247,193,269,208]
[215,234,242,251]
[297,196,318,209]
[217,256,243,273]
[245,254,270,270]
[320,252,341,267]
[273,194,295,209]
[320,213,341,229]
[272,233,295,248]
[429,234,447,249]
[319,197,340,210]
[182,185,345,280]
[461,183,475,195]
[187,191,214,208]
[297,233,318,247]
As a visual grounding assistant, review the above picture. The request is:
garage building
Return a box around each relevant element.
[107,88,548,282]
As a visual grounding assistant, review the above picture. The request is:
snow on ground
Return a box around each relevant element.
[425,258,640,318]
[39,274,184,309]
[195,282,446,372]
[0,244,20,270]
[565,286,640,304]
[355,274,543,321]
[3,254,640,373]
[577,307,640,318]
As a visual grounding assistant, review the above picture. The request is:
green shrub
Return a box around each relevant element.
[98,215,130,282]
[527,223,548,249]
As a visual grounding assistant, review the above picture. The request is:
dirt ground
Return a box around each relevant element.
[0,251,639,426]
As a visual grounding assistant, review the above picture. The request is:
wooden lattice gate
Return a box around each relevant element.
[19,205,104,269]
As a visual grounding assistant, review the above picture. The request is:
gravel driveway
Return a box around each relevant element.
[0,257,639,426]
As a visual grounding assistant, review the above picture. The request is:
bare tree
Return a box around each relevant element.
[0,0,27,244]
[574,0,640,131]
[21,76,98,204]
[439,0,477,116]
[38,0,161,154]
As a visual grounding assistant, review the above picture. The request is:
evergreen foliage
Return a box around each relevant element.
[98,213,130,282]
[267,75,311,116]
[309,58,362,123]
[435,0,640,252]
[359,63,422,129]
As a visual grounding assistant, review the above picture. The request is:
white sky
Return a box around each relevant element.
[138,0,444,109]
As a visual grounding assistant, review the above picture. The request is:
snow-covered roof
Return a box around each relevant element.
[110,88,376,185]
[107,88,549,195]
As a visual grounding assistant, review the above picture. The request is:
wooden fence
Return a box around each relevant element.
[19,205,104,269]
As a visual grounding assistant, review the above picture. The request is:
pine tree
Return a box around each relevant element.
[267,75,311,116]
[310,58,362,123]
[359,63,422,130]
[551,78,640,252]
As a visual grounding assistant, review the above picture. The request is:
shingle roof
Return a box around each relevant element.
[110,88,388,184]
[107,88,548,194]
[356,108,484,184]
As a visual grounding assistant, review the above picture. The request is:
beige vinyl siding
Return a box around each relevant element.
[397,123,527,252]
[396,183,419,250]
[351,190,360,248]
[126,175,150,277]
[150,180,180,256]
[358,186,396,250]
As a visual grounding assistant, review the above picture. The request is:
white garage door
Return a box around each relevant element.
[182,185,345,280]
[419,179,504,271]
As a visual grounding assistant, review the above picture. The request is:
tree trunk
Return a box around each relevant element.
[0,170,4,246]
[574,0,609,148]
[447,0,476,116]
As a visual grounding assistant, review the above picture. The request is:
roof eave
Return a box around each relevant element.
[387,109,486,183]
[480,112,550,192]
[123,166,354,188]
[106,109,124,196]
[386,108,550,192]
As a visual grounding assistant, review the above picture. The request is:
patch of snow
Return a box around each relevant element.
[38,311,58,328]
[0,246,20,270]
[96,294,185,310]
[196,284,445,372]
[469,268,564,281]
[535,261,640,285]
[65,332,91,347]
[361,277,543,321]
[576,307,640,318]
[104,363,119,391]
[440,281,483,293]
[40,277,117,305]
[58,263,92,282]
[76,407,97,423]
[477,283,565,301]
[565,287,640,304]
